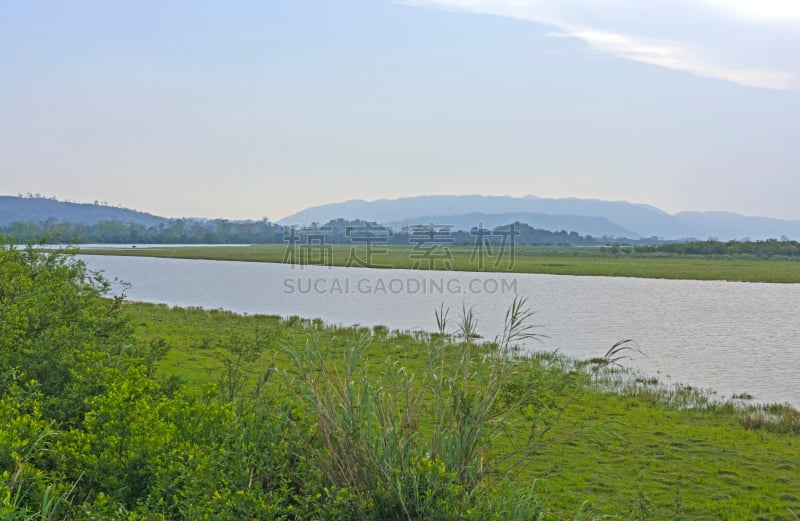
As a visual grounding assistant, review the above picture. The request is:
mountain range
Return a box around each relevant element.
[3,194,800,241]
[278,195,800,241]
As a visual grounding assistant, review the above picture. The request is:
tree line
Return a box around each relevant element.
[1,217,657,246]
[7,218,797,253]
[633,238,800,258]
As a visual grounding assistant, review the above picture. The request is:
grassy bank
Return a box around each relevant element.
[129,301,800,520]
[84,244,800,283]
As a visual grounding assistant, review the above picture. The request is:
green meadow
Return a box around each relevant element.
[85,244,800,283]
[129,301,800,520]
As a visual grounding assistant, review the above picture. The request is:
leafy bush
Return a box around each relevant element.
[0,244,132,425]
[0,383,72,520]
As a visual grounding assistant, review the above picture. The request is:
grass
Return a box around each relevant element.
[84,244,800,283]
[128,301,800,520]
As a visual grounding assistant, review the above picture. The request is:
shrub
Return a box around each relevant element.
[0,243,133,425]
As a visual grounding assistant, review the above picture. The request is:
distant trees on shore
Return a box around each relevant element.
[2,217,798,256]
[635,238,800,258]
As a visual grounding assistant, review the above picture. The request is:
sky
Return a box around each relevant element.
[1,0,799,221]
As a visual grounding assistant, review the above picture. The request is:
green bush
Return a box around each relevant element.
[0,244,133,425]
[0,383,72,520]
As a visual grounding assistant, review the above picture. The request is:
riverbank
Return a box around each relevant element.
[83,244,800,283]
[129,301,800,519]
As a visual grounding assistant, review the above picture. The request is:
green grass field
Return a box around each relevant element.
[129,301,800,520]
[85,244,800,283]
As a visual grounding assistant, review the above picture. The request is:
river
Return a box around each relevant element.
[81,254,800,407]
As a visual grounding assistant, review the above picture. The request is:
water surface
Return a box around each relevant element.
[81,255,800,407]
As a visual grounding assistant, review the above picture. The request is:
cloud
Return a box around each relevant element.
[698,0,800,21]
[567,29,796,90]
[402,0,798,90]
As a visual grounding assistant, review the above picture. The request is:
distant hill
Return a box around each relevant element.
[0,196,167,227]
[277,194,684,238]
[673,211,800,242]
[278,195,800,240]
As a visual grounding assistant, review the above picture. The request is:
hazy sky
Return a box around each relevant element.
[2,0,799,220]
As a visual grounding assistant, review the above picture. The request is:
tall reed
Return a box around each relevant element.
[282,296,588,519]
